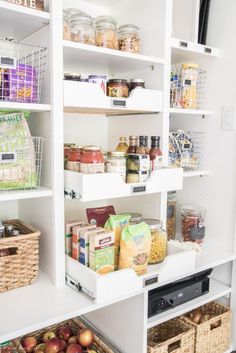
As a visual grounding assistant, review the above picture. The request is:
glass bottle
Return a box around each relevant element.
[167,191,177,240]
[149,136,162,170]
[127,136,138,154]
[116,137,128,153]
[137,136,149,154]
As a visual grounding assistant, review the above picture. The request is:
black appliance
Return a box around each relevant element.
[148,269,212,318]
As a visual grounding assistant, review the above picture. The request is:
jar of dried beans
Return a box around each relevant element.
[94,16,118,50]
[118,24,141,53]
[181,205,207,244]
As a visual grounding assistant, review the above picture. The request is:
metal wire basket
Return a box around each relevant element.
[0,136,44,191]
[169,130,205,170]
[170,64,206,110]
[0,38,47,103]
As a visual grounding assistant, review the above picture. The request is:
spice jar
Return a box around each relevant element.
[118,24,141,53]
[181,205,207,244]
[66,145,83,172]
[94,16,118,49]
[144,219,167,264]
[116,137,128,153]
[80,146,105,174]
[107,79,129,98]
[71,13,95,45]
[106,151,126,180]
[130,79,145,92]
[63,10,71,41]
[167,191,176,240]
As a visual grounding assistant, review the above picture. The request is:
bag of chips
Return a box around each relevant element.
[119,222,151,276]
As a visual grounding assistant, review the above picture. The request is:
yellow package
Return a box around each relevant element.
[119,222,151,276]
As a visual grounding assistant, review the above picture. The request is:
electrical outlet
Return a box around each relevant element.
[221,106,235,130]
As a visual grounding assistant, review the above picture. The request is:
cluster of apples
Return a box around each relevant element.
[21,325,97,353]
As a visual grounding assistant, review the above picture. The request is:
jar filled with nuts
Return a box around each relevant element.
[181,205,207,244]
[63,10,71,41]
[118,24,141,53]
[71,13,95,45]
[94,16,118,50]
[167,191,177,240]
[144,219,167,264]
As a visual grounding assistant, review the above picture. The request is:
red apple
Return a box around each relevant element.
[22,337,38,353]
[60,340,67,351]
[34,343,45,352]
[68,336,77,344]
[43,332,56,343]
[57,326,72,342]
[44,338,62,353]
[66,343,83,353]
[77,329,94,348]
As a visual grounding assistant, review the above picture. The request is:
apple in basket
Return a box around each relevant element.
[68,336,77,344]
[22,337,38,353]
[44,338,62,353]
[57,326,73,342]
[66,343,83,353]
[43,332,56,343]
[34,343,45,352]
[85,351,97,353]
[77,329,94,348]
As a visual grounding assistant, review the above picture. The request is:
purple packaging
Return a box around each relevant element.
[2,63,38,103]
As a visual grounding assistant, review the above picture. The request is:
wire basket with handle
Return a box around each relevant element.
[0,136,44,191]
[0,38,47,103]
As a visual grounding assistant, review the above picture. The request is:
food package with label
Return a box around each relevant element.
[79,226,102,266]
[89,229,115,274]
[65,220,85,256]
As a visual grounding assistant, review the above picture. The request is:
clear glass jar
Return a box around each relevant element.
[107,79,129,98]
[106,151,126,180]
[80,146,105,174]
[66,145,83,172]
[181,205,207,244]
[167,191,176,240]
[63,10,71,41]
[71,13,95,45]
[144,219,167,264]
[94,16,118,49]
[118,24,141,53]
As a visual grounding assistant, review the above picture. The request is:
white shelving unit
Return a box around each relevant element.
[0,1,235,353]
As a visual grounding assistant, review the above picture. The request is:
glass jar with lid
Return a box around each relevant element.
[106,151,126,180]
[63,10,71,41]
[118,24,141,53]
[107,79,129,98]
[66,145,83,172]
[181,205,206,244]
[94,16,118,49]
[80,146,105,174]
[167,191,177,240]
[71,12,95,45]
[144,219,167,264]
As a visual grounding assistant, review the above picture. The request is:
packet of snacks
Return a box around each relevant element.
[105,214,131,269]
[119,222,151,276]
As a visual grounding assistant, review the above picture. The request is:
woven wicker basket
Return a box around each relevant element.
[0,219,40,293]
[14,318,117,353]
[181,302,232,353]
[147,318,195,353]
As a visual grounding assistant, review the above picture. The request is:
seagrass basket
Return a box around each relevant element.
[181,301,231,353]
[0,219,40,293]
[14,317,117,353]
[147,318,195,353]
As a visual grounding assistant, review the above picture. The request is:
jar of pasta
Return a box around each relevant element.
[144,219,167,264]
[71,13,95,45]
[118,24,141,53]
[94,16,118,49]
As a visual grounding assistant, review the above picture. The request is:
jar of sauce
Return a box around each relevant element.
[127,136,138,154]
[67,145,83,172]
[144,219,167,264]
[80,146,105,174]
[149,136,162,171]
[107,79,129,98]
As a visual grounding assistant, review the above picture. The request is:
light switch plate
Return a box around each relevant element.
[221,106,235,131]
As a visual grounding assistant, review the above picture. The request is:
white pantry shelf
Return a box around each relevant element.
[63,40,164,74]
[147,279,231,328]
[183,170,211,178]
[64,81,163,116]
[0,0,50,40]
[171,37,219,63]
[170,108,213,117]
[0,271,142,343]
[0,187,52,202]
[0,102,51,113]
[64,168,183,202]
